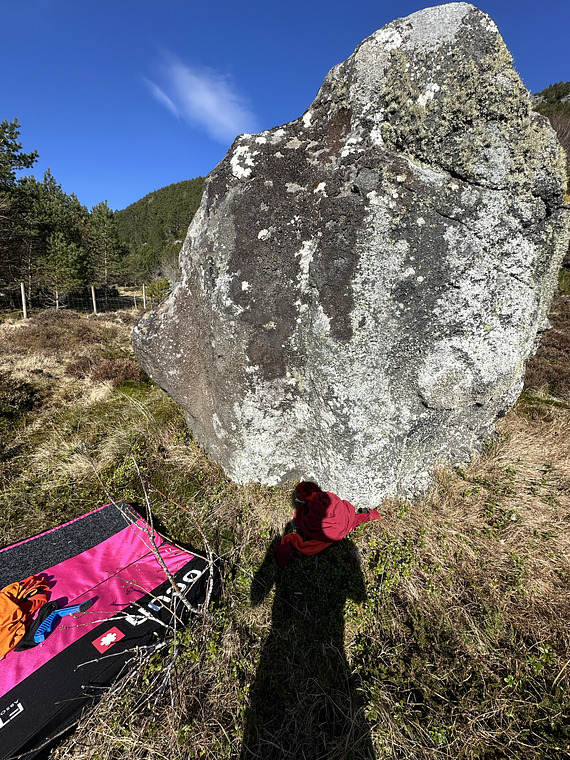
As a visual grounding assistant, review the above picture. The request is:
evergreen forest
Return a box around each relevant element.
[0,118,204,309]
[114,177,204,283]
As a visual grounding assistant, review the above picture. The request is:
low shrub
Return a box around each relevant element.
[65,356,147,386]
[90,358,147,386]
[0,372,39,417]
[64,356,99,379]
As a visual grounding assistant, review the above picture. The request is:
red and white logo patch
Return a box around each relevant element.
[92,626,125,653]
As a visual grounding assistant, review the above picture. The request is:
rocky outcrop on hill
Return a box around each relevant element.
[132,3,570,506]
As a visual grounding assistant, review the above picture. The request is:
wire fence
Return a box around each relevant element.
[0,282,168,318]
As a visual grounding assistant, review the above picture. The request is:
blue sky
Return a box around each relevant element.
[2,0,568,211]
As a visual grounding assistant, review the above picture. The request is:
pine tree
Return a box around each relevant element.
[0,118,38,189]
[36,232,87,309]
[0,119,38,285]
[88,201,124,294]
[22,171,91,299]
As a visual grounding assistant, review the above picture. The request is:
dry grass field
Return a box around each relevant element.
[1,271,569,759]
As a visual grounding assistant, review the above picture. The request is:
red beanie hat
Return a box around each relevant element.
[295,481,322,501]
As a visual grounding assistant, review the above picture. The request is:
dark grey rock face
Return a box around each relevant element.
[132,3,570,506]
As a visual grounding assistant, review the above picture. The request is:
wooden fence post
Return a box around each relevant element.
[91,286,98,315]
[20,282,28,319]
[142,283,147,309]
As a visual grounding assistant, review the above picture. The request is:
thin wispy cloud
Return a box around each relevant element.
[144,56,259,143]
[142,77,179,118]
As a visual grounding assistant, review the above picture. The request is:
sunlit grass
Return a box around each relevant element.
[1,307,569,759]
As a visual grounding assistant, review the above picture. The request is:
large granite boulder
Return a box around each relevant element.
[132,3,570,506]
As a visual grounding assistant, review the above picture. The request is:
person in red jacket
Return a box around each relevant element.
[274,481,381,566]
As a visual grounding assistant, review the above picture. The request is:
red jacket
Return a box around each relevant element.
[294,491,380,541]
[275,490,380,566]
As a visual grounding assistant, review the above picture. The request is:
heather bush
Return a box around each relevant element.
[90,358,147,386]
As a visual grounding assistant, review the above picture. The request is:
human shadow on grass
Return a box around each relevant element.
[240,532,376,760]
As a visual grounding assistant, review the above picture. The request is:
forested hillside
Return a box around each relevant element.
[533,81,570,114]
[115,178,204,282]
[533,81,570,186]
